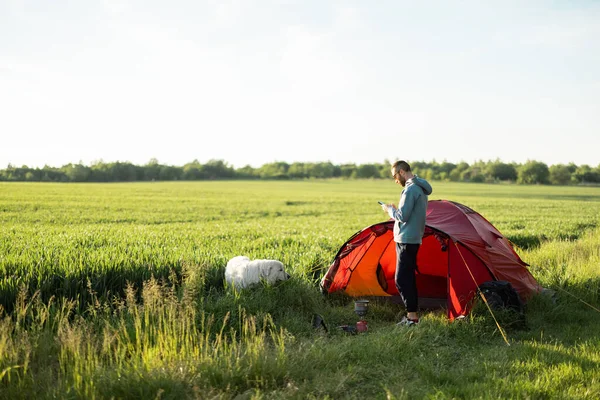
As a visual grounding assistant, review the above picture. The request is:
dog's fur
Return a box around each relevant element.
[225,256,290,288]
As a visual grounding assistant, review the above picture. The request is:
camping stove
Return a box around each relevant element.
[354,300,369,332]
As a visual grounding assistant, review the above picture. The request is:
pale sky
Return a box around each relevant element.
[1,0,599,169]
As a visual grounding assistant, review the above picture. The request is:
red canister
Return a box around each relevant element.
[356,320,368,332]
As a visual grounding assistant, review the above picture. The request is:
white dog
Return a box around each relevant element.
[225,256,291,288]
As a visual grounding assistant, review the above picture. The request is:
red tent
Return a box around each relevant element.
[320,200,541,319]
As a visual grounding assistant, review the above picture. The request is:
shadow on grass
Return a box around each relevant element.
[508,221,597,250]
[507,233,542,249]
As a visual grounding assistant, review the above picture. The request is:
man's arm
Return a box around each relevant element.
[388,189,417,223]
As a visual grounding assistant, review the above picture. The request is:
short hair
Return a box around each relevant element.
[391,160,411,174]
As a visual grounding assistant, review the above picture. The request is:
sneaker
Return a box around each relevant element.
[396,316,419,326]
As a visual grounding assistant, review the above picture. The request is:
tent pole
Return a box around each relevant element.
[453,241,511,346]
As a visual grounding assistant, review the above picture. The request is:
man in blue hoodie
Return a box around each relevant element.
[382,160,433,326]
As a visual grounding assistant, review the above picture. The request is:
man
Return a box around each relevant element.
[381,160,432,326]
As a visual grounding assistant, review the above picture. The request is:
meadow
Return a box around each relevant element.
[1,180,599,399]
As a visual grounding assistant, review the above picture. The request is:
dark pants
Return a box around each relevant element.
[395,243,420,313]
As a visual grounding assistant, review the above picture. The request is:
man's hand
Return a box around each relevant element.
[381,203,394,213]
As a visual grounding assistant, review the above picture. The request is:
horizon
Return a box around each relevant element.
[2,157,596,170]
[2,1,599,169]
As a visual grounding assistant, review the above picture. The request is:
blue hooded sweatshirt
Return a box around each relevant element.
[387,175,433,244]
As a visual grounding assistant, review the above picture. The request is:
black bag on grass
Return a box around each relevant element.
[478,281,524,314]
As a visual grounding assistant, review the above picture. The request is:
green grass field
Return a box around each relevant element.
[1,180,600,399]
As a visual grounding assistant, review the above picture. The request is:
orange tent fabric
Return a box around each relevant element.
[320,200,541,319]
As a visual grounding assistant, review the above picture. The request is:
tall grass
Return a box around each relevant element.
[1,181,600,398]
[1,280,294,399]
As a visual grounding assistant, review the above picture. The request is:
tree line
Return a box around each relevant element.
[1,158,599,185]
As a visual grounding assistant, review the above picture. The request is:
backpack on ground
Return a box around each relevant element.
[478,280,524,314]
